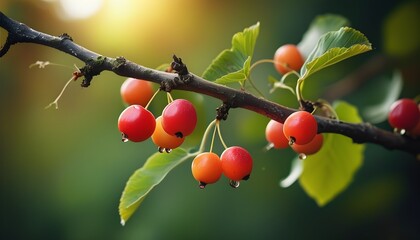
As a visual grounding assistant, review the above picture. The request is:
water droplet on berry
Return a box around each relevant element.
[199,182,207,189]
[121,133,129,142]
[298,153,307,160]
[165,148,172,153]
[394,128,406,135]
[288,137,296,146]
[175,132,184,138]
[242,174,250,181]
[265,142,274,151]
[229,180,240,188]
[158,147,165,153]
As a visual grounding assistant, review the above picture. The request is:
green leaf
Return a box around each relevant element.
[299,101,365,206]
[119,148,193,225]
[361,70,403,123]
[300,27,372,78]
[214,56,251,84]
[279,156,303,188]
[202,22,260,84]
[298,14,350,58]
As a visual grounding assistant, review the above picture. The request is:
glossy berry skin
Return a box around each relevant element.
[388,98,420,130]
[265,119,289,149]
[273,44,305,75]
[162,99,197,138]
[191,152,222,187]
[283,111,318,145]
[120,78,154,107]
[220,146,253,181]
[291,134,323,155]
[152,116,184,150]
[118,105,156,142]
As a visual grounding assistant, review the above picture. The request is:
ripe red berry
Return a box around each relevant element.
[152,116,185,152]
[118,105,156,142]
[283,111,318,145]
[291,134,324,155]
[273,44,305,75]
[162,99,197,138]
[120,78,154,107]
[191,152,223,188]
[408,119,420,137]
[388,98,420,131]
[220,146,253,182]
[265,119,289,149]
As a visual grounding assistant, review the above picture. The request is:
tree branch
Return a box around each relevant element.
[1,11,419,156]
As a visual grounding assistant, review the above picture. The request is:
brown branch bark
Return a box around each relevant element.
[1,11,419,156]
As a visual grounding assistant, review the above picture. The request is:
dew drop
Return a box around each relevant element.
[298,153,307,160]
[394,128,406,135]
[229,180,240,188]
[158,147,165,153]
[121,133,129,142]
[242,174,250,181]
[265,142,274,151]
[288,137,296,146]
[165,148,172,153]
[199,182,207,189]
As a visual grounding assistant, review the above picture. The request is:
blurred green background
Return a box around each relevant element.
[1,0,419,239]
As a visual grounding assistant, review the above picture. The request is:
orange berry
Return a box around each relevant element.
[273,44,304,75]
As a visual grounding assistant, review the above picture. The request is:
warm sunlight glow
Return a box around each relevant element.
[58,0,104,20]
[91,0,173,51]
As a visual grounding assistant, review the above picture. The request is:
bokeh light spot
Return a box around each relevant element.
[58,0,103,20]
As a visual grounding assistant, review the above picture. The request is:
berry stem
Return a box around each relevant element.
[296,79,304,104]
[166,92,174,104]
[209,120,218,153]
[249,59,275,72]
[313,100,340,120]
[145,88,161,110]
[45,74,77,109]
[198,119,217,153]
[246,76,266,98]
[216,120,228,149]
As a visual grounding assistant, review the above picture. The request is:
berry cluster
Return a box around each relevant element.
[268,44,324,158]
[265,111,323,159]
[117,77,197,152]
[118,78,254,189]
[191,120,253,189]
[192,146,253,189]
[388,98,420,136]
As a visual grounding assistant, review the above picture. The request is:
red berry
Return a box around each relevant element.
[152,116,185,152]
[221,146,253,182]
[408,118,420,137]
[162,99,197,138]
[265,119,289,149]
[273,44,304,75]
[283,111,318,145]
[388,98,420,131]
[191,152,222,188]
[120,78,154,107]
[291,134,324,155]
[118,105,156,142]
